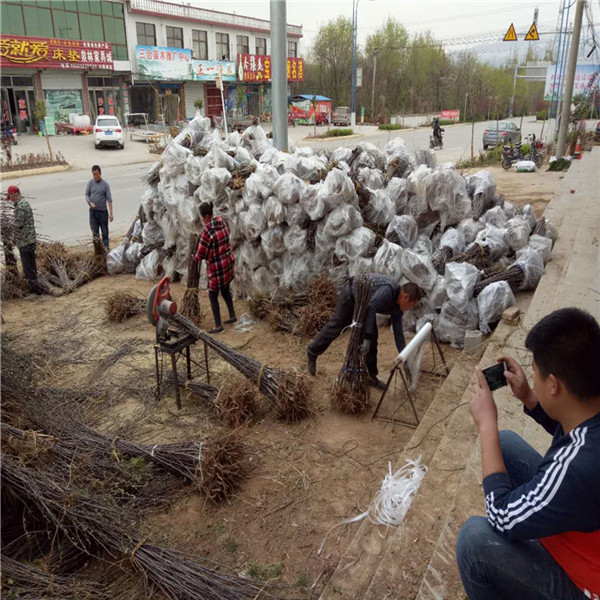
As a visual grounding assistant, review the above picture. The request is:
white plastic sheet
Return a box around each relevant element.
[386,177,410,215]
[476,225,510,261]
[386,215,418,248]
[334,227,376,262]
[506,216,532,252]
[372,239,403,281]
[478,281,515,334]
[324,204,364,238]
[480,206,507,228]
[513,246,545,290]
[444,262,480,312]
[135,249,162,280]
[438,227,466,257]
[107,242,127,275]
[363,189,394,227]
[435,299,479,348]
[401,249,437,292]
[457,218,484,245]
[528,234,552,265]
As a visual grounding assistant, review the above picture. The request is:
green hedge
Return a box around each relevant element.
[325,128,354,137]
[379,123,404,130]
[438,119,457,126]
[536,110,548,121]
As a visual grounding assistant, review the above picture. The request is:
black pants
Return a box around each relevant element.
[208,285,236,327]
[19,243,43,295]
[89,209,109,248]
[307,283,379,377]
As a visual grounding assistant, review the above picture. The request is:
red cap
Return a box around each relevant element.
[5,185,20,198]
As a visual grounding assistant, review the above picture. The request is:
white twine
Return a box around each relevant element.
[341,320,362,335]
[196,442,204,482]
[150,444,158,457]
[318,456,426,556]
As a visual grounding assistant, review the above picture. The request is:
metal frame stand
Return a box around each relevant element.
[371,330,449,428]
[154,329,210,410]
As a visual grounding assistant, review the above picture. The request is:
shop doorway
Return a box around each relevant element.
[1,75,36,133]
[158,84,182,124]
[247,92,260,118]
[87,77,122,123]
[130,85,157,123]
[205,84,222,119]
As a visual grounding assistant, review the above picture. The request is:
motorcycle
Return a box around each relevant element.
[2,123,18,145]
[429,133,443,150]
[502,134,543,170]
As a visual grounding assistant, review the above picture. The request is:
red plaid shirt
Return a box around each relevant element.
[194,216,235,291]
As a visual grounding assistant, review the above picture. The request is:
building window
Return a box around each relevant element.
[216,32,229,60]
[288,41,297,58]
[236,35,249,56]
[136,22,156,46]
[256,37,267,56]
[192,29,208,60]
[166,26,183,48]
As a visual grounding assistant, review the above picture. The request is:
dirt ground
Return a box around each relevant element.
[0,166,563,595]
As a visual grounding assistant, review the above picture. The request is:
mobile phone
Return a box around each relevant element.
[482,362,508,392]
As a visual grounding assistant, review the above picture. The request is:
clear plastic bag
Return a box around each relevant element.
[457,218,484,245]
[385,215,418,248]
[162,142,193,177]
[434,299,479,348]
[413,234,432,256]
[502,201,516,220]
[135,248,162,280]
[348,256,374,278]
[506,216,532,252]
[477,281,515,334]
[174,113,211,148]
[514,160,536,172]
[301,183,326,221]
[209,144,238,171]
[142,220,165,247]
[430,275,448,310]
[466,170,496,205]
[407,164,433,217]
[284,202,308,227]
[427,166,471,229]
[106,242,127,275]
[226,131,241,146]
[528,234,552,265]
[261,225,287,260]
[285,153,328,182]
[353,143,385,171]
[196,167,232,208]
[400,248,437,292]
[357,167,384,190]
[384,138,417,177]
[259,146,286,171]
[513,246,545,290]
[386,177,410,215]
[124,241,143,266]
[331,147,353,165]
[318,168,358,212]
[264,195,286,227]
[281,254,314,290]
[284,224,308,255]
[480,206,508,228]
[185,154,210,186]
[232,147,256,169]
[439,227,466,257]
[476,224,509,260]
[241,123,271,157]
[334,227,376,262]
[324,204,364,238]
[243,164,279,203]
[239,205,266,241]
[372,239,403,281]
[522,204,538,230]
[444,262,480,312]
[252,266,276,296]
[273,172,307,205]
[363,189,394,227]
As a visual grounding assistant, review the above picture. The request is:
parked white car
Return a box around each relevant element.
[94,116,124,149]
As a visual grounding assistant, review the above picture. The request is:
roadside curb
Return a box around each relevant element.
[303,133,363,142]
[1,163,72,180]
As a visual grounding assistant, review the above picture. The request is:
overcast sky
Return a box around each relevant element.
[193,0,600,65]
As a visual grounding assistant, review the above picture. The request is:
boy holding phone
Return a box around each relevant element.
[457,308,600,600]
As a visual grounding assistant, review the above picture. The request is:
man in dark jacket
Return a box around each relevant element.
[6,185,43,294]
[432,118,444,144]
[85,164,113,248]
[307,274,423,388]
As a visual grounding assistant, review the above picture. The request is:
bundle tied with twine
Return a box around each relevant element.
[454,242,491,269]
[215,373,259,428]
[180,233,203,325]
[474,263,524,296]
[172,312,313,422]
[105,291,146,322]
[332,275,374,414]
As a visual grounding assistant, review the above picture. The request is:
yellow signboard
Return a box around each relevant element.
[504,23,518,42]
[525,22,540,41]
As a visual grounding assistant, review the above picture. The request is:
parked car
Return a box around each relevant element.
[332,106,350,127]
[94,115,124,149]
[482,121,521,149]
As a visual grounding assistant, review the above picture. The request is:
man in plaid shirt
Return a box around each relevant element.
[194,202,237,334]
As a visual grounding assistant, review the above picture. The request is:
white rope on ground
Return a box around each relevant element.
[318,456,427,555]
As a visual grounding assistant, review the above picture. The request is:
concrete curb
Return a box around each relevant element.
[1,163,71,180]
[303,133,363,143]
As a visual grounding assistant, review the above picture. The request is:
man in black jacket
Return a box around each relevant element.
[307,274,423,388]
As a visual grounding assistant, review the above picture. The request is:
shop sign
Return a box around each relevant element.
[544,64,599,100]
[237,54,304,82]
[0,35,113,70]
[136,45,192,81]
[192,59,236,82]
[440,109,460,121]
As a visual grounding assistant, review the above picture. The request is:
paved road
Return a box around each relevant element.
[10,116,546,244]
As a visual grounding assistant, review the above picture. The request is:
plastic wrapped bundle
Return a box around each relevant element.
[243,164,279,203]
[178,196,201,233]
[196,168,232,208]
[268,256,284,283]
[141,186,158,219]
[331,147,353,165]
[262,225,286,260]
[372,239,403,281]
[502,201,516,220]
[444,262,480,312]
[430,275,448,310]
[263,195,286,227]
[384,138,417,177]
[226,131,241,146]
[386,177,410,214]
[427,167,471,229]
[185,154,210,186]
[401,249,437,292]
[173,113,210,148]
[318,168,358,212]
[237,240,268,271]
[285,153,327,182]
[413,234,433,256]
[284,224,308,255]
[259,147,286,171]
[476,225,509,261]
[135,249,162,280]
[407,164,433,217]
[477,281,515,334]
[357,167,384,190]
[506,216,532,252]
[232,146,256,169]
[439,227,466,257]
[457,218,484,245]
[142,220,164,247]
[239,205,266,241]
[403,297,435,334]
[522,204,538,230]
[480,206,508,228]
[385,215,418,248]
[363,189,394,227]
[324,204,364,238]
[435,299,479,348]
[528,234,552,265]
[273,172,307,205]
[284,202,308,227]
[241,123,271,157]
[353,143,385,171]
[107,242,127,275]
[228,214,244,247]
[281,254,315,291]
[513,247,544,290]
[466,170,496,217]
[208,144,238,171]
[532,216,558,244]
[335,227,376,263]
[348,256,374,278]
[252,266,276,296]
[301,183,326,221]
[162,142,192,177]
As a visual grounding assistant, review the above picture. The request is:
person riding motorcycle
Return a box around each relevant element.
[432,118,444,144]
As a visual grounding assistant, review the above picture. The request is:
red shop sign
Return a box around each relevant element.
[0,35,113,71]
[238,54,304,82]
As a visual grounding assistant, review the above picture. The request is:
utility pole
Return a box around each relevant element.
[270,0,288,151]
[556,0,584,158]
[350,0,359,128]
[371,51,378,119]
[509,63,518,118]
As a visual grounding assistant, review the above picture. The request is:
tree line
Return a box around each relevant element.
[297,16,549,122]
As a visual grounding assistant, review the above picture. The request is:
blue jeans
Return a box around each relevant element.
[456,430,586,600]
[89,209,109,248]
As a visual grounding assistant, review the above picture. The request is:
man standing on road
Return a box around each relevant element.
[5,185,43,295]
[85,165,113,248]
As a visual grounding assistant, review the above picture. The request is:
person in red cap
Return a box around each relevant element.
[5,185,43,295]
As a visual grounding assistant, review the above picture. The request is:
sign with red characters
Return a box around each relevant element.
[0,35,113,70]
[237,54,304,82]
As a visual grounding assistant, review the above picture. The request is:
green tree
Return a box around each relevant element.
[33,99,53,161]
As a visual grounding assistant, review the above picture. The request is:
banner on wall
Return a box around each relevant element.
[43,89,84,122]
[1,35,113,70]
[192,59,236,82]
[544,64,599,101]
[237,54,304,82]
[135,45,192,80]
[440,109,460,121]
